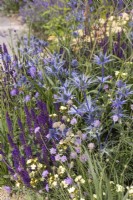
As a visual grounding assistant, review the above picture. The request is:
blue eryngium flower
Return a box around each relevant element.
[71,74,95,91]
[54,87,74,105]
[45,53,68,79]
[112,98,126,109]
[93,53,113,65]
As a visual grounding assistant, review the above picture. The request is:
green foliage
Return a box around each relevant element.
[0,0,133,199]
[2,0,22,13]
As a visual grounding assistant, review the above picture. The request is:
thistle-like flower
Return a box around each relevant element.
[71,74,95,91]
[93,52,113,65]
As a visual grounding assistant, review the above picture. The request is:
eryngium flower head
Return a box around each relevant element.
[93,53,113,65]
[71,74,95,91]
[54,87,74,105]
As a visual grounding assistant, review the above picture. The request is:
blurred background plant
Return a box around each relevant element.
[0,0,24,13]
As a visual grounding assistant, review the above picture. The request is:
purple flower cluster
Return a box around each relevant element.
[3,101,55,187]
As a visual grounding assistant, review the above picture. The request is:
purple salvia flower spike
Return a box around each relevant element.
[6,113,13,136]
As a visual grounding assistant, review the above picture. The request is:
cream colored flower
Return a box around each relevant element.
[62,116,67,121]
[53,121,61,128]
[108,16,115,21]
[60,106,67,111]
[115,71,120,76]
[57,166,66,174]
[0,154,3,161]
[29,171,36,177]
[80,178,85,184]
[31,164,36,170]
[93,194,97,199]
[59,124,66,132]
[48,35,58,42]
[51,181,58,187]
[16,182,20,188]
[67,118,70,122]
[99,18,105,24]
[75,175,85,184]
[110,181,115,184]
[67,100,73,105]
[121,12,129,21]
[54,174,59,179]
[128,186,133,196]
[77,29,84,37]
[121,73,128,78]
[116,184,125,192]
[26,159,33,165]
[68,187,76,193]
[75,175,82,182]
[49,113,57,117]
[37,163,43,169]
[61,180,68,188]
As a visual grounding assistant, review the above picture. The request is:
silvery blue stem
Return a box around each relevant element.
[101,64,104,83]
[83,90,90,112]
[96,131,102,150]
[104,123,114,147]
